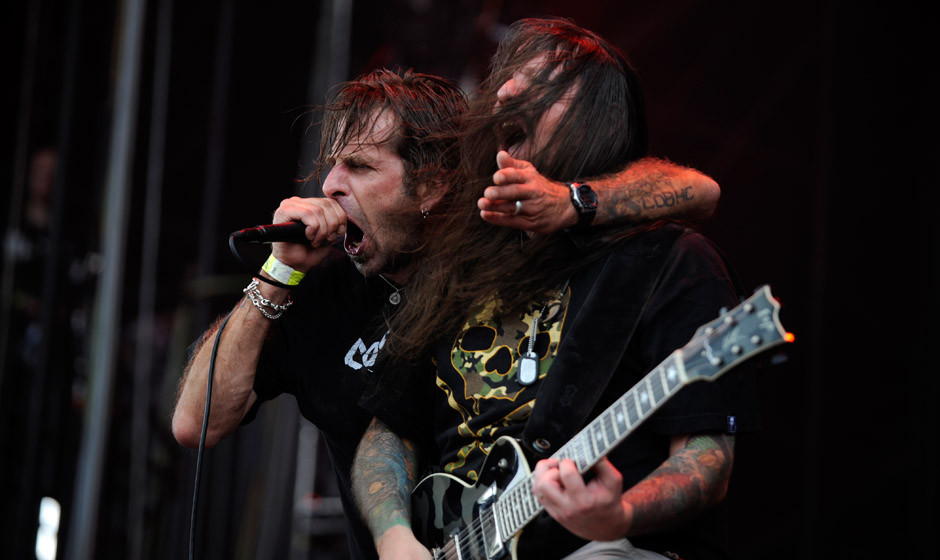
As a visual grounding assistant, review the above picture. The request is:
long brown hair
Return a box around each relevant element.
[311,68,467,198]
[383,18,653,370]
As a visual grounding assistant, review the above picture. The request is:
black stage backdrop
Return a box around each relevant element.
[0,1,936,558]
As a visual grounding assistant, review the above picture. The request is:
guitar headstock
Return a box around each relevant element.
[682,285,793,382]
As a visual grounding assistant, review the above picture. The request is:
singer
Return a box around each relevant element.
[173,51,722,560]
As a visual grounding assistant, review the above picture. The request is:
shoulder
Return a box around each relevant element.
[613,223,735,289]
[599,223,729,278]
[668,227,738,291]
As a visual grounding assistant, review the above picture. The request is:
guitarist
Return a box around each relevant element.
[353,18,759,560]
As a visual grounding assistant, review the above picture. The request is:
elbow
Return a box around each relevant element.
[172,410,221,449]
[171,412,199,448]
[698,176,721,219]
[710,476,730,506]
[707,455,734,506]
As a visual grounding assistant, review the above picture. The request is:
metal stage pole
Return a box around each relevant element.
[66,0,147,557]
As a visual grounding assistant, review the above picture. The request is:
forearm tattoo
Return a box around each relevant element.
[623,434,734,536]
[602,171,695,222]
[352,420,420,540]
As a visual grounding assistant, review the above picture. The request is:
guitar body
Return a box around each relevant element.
[412,437,531,560]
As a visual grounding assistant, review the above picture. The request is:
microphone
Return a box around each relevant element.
[230,221,309,244]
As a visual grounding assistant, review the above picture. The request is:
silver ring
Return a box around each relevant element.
[513,200,523,215]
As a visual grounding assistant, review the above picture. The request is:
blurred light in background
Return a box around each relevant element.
[35,496,60,560]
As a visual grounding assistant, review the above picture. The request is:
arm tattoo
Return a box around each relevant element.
[352,419,420,540]
[602,171,696,223]
[623,433,734,536]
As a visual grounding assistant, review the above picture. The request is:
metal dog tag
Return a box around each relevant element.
[518,351,539,385]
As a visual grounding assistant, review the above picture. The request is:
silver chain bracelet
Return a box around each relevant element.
[243,278,293,319]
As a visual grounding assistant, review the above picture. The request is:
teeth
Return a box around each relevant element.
[343,233,362,256]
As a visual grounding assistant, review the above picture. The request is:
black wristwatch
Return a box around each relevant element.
[568,182,598,228]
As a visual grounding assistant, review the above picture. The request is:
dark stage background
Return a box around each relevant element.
[1,0,936,558]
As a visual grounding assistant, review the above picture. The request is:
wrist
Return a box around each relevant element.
[243,278,293,320]
[562,198,579,229]
[261,253,306,287]
[620,498,636,537]
[375,524,418,555]
[568,182,598,228]
[255,272,291,300]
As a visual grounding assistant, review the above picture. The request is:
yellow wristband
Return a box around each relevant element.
[262,254,305,286]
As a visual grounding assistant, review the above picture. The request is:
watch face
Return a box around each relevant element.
[577,185,598,209]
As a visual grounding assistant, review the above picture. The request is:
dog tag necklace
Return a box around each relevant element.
[518,281,568,386]
[517,309,543,385]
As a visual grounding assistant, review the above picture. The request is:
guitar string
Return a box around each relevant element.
[451,503,492,559]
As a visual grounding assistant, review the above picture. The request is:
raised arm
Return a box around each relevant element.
[352,418,431,559]
[531,433,734,541]
[171,196,346,448]
[478,151,720,234]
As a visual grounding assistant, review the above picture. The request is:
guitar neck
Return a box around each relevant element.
[493,350,688,539]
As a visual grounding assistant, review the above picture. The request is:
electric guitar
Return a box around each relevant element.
[411,285,792,560]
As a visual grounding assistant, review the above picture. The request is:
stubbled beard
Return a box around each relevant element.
[349,209,424,280]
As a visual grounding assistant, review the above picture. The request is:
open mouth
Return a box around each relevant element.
[344,220,365,256]
[498,119,527,154]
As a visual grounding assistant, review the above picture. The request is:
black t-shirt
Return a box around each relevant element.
[367,227,760,560]
[248,250,395,560]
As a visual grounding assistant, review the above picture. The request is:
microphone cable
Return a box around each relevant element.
[188,230,267,557]
[188,310,231,560]
[188,230,305,556]
[228,232,250,270]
